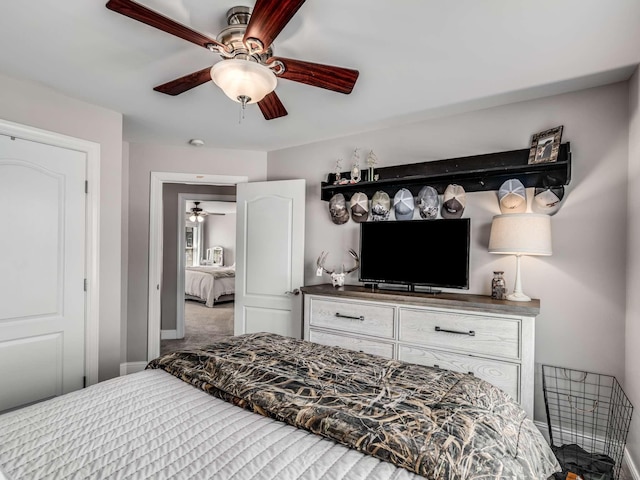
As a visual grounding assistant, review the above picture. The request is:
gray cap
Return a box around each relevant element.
[417,186,439,220]
[349,192,369,223]
[329,193,349,225]
[498,179,526,213]
[370,191,391,221]
[532,186,564,215]
[441,184,466,219]
[393,188,415,221]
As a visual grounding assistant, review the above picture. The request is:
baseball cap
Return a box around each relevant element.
[328,193,349,225]
[393,188,415,221]
[370,191,391,221]
[532,186,564,215]
[498,179,526,213]
[417,186,439,220]
[349,192,369,223]
[441,184,466,219]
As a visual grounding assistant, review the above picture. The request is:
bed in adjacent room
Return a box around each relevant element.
[184,265,235,307]
[0,333,560,480]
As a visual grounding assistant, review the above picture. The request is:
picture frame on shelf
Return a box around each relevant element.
[528,126,563,164]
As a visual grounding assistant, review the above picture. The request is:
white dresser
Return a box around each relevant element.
[301,284,538,418]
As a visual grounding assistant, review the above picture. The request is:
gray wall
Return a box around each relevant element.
[121,142,129,365]
[0,72,123,381]
[204,211,237,267]
[126,143,267,363]
[161,184,235,331]
[267,82,630,427]
[626,66,640,466]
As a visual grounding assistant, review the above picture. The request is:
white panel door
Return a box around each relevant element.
[0,135,86,413]
[235,180,305,338]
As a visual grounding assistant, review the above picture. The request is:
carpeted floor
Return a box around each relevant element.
[160,300,234,355]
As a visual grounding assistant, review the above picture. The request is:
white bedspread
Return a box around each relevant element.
[0,370,420,480]
[185,266,234,307]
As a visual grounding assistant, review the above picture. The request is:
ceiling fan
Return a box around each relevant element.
[187,202,226,222]
[105,0,360,120]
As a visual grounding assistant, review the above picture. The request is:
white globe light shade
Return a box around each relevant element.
[211,59,277,104]
[197,215,204,223]
[189,214,197,222]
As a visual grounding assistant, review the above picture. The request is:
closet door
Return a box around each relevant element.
[0,134,86,412]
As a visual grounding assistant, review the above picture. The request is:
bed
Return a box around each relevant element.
[184,265,235,307]
[0,333,560,480]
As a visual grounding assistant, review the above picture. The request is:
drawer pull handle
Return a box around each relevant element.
[435,326,475,336]
[335,312,365,321]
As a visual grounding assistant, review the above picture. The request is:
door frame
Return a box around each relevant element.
[148,172,248,361]
[176,193,236,339]
[0,118,101,386]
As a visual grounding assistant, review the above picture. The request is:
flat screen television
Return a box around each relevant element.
[359,218,470,290]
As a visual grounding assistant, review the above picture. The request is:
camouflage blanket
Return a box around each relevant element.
[147,333,559,479]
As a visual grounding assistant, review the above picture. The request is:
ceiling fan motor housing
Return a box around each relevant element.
[216,6,273,63]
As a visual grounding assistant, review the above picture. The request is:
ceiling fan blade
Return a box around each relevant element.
[106,0,226,51]
[269,57,359,94]
[243,0,306,52]
[258,91,288,120]
[154,67,212,96]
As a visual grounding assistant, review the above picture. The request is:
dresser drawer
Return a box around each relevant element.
[310,329,394,359]
[399,308,520,360]
[398,345,520,400]
[309,297,395,339]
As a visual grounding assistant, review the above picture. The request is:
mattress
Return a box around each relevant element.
[0,369,421,480]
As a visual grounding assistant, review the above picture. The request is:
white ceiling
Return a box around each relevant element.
[1,0,639,151]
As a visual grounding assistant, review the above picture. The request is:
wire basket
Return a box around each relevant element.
[542,365,633,480]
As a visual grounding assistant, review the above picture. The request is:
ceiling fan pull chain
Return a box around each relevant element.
[238,95,250,124]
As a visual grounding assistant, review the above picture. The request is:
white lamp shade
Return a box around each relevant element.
[211,59,277,104]
[488,213,552,256]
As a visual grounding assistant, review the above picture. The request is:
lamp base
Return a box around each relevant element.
[506,291,531,302]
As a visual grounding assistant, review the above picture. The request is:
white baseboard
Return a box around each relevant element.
[627,450,640,480]
[534,420,639,479]
[119,361,148,376]
[161,329,177,340]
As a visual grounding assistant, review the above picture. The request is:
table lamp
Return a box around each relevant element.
[488,213,552,301]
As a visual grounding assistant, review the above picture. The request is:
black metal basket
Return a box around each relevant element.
[542,365,633,480]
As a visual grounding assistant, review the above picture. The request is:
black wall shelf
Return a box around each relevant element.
[320,143,571,201]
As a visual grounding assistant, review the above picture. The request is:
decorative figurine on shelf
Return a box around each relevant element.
[491,271,506,300]
[366,150,378,182]
[350,148,361,184]
[333,158,343,185]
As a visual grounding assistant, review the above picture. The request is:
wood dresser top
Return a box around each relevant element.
[301,284,540,317]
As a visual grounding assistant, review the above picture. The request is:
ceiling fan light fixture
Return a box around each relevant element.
[210,59,277,105]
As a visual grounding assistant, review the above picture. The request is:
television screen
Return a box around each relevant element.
[359,218,470,289]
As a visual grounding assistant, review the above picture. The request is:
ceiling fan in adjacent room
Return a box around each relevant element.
[187,202,207,222]
[105,0,360,120]
[187,202,225,222]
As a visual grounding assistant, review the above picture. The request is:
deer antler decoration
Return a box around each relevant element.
[316,249,360,287]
